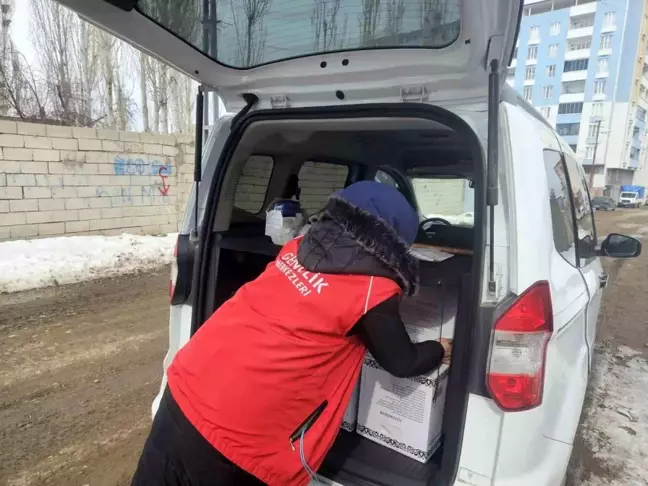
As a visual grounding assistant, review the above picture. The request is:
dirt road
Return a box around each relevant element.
[0,271,169,486]
[1,209,647,486]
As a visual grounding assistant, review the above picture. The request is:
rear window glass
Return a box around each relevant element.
[234,156,274,213]
[137,0,461,68]
[298,162,349,216]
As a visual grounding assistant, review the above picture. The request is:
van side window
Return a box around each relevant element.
[543,150,577,266]
[233,156,274,214]
[562,153,597,266]
[298,162,349,217]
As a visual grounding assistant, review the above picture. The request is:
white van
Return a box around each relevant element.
[58,1,642,484]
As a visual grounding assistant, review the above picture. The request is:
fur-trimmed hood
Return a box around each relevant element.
[297,195,419,295]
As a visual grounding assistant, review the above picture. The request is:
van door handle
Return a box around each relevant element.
[599,273,609,289]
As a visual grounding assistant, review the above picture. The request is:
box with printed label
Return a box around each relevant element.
[356,286,456,462]
[341,378,361,432]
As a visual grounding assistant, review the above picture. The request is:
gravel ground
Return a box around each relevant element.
[1,209,647,485]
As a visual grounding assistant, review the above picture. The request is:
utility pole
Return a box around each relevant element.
[588,119,602,190]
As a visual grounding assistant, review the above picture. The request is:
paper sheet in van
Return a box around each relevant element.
[410,246,454,262]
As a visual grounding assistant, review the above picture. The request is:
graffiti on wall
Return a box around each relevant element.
[113,156,173,197]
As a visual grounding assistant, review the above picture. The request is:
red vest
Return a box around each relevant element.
[168,238,401,485]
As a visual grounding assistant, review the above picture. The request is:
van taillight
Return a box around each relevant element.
[487,281,553,411]
[169,238,179,301]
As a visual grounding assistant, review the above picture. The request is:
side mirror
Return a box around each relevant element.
[598,233,642,258]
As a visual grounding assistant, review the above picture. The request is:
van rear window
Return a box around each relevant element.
[137,0,461,68]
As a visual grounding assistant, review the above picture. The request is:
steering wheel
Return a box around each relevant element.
[419,217,452,232]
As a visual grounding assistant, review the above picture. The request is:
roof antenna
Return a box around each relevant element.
[190,85,205,245]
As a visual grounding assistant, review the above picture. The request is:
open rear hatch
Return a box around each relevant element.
[55,0,521,110]
[53,1,523,484]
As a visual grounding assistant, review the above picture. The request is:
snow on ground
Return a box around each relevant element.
[0,233,177,293]
[580,344,648,486]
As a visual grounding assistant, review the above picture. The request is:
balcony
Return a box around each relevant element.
[565,48,591,61]
[595,69,609,79]
[568,26,594,39]
[601,24,617,34]
[560,92,586,103]
[570,2,597,17]
[562,70,588,82]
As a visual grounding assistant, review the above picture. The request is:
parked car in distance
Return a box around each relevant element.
[592,197,616,211]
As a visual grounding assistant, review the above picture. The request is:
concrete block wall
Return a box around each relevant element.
[0,120,195,240]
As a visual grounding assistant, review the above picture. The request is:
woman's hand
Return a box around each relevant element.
[438,338,453,365]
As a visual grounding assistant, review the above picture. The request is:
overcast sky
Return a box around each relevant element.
[12,1,34,64]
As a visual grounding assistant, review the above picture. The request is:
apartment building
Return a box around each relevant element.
[508,0,648,195]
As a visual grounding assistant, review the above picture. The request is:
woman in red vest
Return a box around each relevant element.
[132,181,452,486]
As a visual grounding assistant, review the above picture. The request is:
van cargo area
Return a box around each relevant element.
[192,107,486,486]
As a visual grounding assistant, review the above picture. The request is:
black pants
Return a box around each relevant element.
[131,387,266,486]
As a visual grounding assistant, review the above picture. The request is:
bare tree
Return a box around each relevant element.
[230,0,270,66]
[359,0,382,47]
[0,47,50,121]
[311,0,341,53]
[140,52,150,132]
[385,0,405,39]
[159,63,169,133]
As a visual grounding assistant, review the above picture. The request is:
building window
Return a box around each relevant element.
[541,107,552,118]
[591,102,603,117]
[630,146,641,159]
[603,12,616,28]
[557,123,581,136]
[588,123,600,138]
[542,85,553,99]
[525,66,536,81]
[562,80,586,94]
[528,46,538,60]
[569,40,591,51]
[549,44,558,58]
[637,107,646,121]
[564,59,589,72]
[547,64,556,77]
[523,86,533,101]
[597,57,609,74]
[594,80,606,95]
[558,102,584,115]
[529,25,540,43]
[571,17,594,29]
[600,34,613,50]
[585,146,595,159]
[550,22,561,36]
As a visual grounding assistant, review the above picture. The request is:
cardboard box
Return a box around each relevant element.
[341,378,360,432]
[356,286,456,462]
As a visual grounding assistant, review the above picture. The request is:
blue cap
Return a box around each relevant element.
[336,181,419,245]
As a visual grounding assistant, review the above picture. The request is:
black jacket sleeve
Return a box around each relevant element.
[349,295,445,378]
